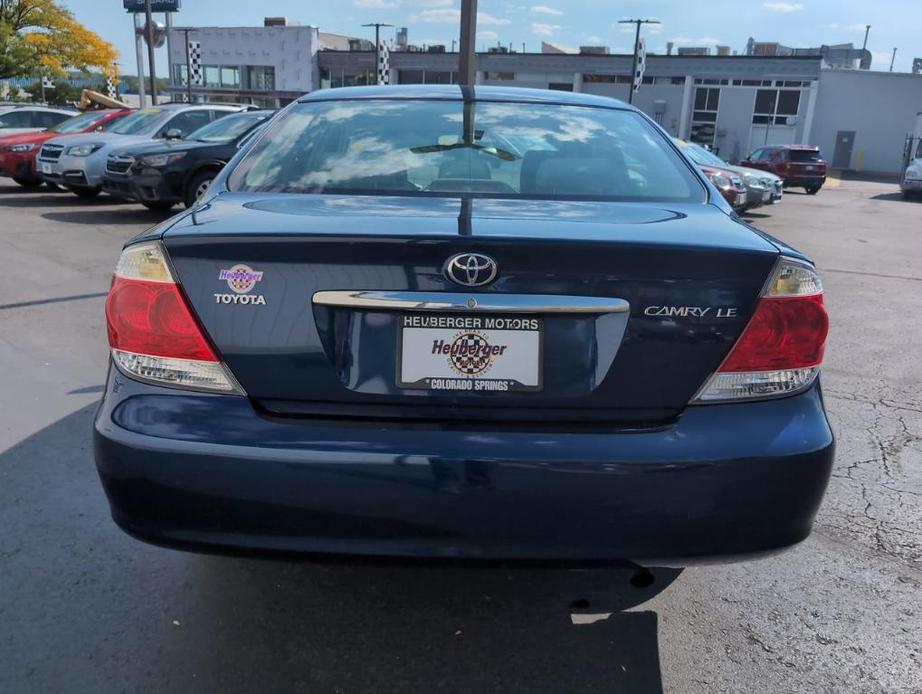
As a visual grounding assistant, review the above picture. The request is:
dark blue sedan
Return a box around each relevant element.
[95,86,833,565]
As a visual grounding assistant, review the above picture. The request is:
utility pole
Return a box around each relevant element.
[458,0,477,85]
[144,0,157,103]
[133,12,146,107]
[165,11,173,100]
[362,22,394,85]
[890,47,897,72]
[862,25,871,50]
[618,18,660,105]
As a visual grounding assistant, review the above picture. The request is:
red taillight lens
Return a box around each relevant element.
[694,258,828,403]
[105,242,242,394]
[719,294,828,372]
[106,277,218,362]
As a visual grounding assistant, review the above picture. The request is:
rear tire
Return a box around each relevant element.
[141,200,175,211]
[805,186,820,195]
[12,176,42,188]
[185,170,216,208]
[72,187,101,199]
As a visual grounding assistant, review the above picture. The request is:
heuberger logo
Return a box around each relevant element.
[435,331,509,377]
[215,263,267,306]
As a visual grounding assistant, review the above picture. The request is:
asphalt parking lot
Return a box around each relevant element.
[1,180,920,693]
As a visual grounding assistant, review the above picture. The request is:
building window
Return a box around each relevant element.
[486,71,515,81]
[246,66,275,91]
[172,64,188,86]
[398,70,425,85]
[204,65,221,88]
[583,74,617,83]
[548,82,573,91]
[752,88,800,125]
[220,66,240,88]
[691,87,720,147]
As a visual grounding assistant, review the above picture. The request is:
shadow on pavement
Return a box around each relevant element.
[42,208,175,225]
[870,192,919,203]
[0,404,679,694]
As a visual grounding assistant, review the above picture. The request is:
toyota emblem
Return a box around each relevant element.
[443,253,498,287]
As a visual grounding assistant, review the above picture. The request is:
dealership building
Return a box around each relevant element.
[167,21,922,175]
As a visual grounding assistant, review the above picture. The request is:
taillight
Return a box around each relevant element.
[105,242,243,394]
[693,258,828,402]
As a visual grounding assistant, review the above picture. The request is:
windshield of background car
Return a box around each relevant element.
[681,143,726,168]
[49,111,112,134]
[107,109,164,135]
[789,149,822,162]
[188,113,268,143]
[228,100,705,202]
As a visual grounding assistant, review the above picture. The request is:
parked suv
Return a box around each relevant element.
[103,110,273,210]
[35,104,246,198]
[741,145,827,195]
[0,106,75,137]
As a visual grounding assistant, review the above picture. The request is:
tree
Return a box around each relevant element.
[0,0,119,81]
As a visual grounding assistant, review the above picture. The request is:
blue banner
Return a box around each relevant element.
[124,0,181,11]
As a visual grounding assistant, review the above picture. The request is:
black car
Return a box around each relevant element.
[102,110,274,209]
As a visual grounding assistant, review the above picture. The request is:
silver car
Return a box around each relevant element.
[676,139,783,210]
[36,104,245,198]
[0,106,74,137]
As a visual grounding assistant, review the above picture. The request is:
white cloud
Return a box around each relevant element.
[531,22,560,36]
[353,0,397,7]
[531,5,563,15]
[407,0,453,5]
[585,35,603,44]
[670,36,722,46]
[411,8,511,24]
[762,2,804,11]
[478,30,499,40]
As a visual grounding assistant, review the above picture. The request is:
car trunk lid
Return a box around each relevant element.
[162,193,779,423]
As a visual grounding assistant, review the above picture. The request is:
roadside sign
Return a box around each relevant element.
[123,0,180,12]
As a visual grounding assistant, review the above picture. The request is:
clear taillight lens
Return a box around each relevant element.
[694,258,828,403]
[105,242,243,394]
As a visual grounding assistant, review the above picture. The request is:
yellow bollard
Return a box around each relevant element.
[855,149,865,173]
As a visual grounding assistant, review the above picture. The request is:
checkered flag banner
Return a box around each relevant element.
[106,76,117,99]
[188,40,203,86]
[633,36,646,92]
[377,40,390,86]
[41,76,54,89]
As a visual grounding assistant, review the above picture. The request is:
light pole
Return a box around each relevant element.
[862,25,871,50]
[890,47,897,72]
[362,22,394,84]
[458,0,478,85]
[144,0,158,103]
[618,18,660,105]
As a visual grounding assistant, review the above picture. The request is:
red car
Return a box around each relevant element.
[700,164,748,211]
[741,145,827,195]
[0,108,132,188]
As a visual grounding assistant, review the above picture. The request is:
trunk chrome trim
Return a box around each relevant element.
[312,291,629,314]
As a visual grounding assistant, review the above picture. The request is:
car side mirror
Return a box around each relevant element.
[164,128,183,140]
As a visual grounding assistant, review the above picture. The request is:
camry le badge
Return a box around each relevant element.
[443,253,498,288]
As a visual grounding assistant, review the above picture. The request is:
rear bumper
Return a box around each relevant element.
[900,179,922,193]
[783,175,826,188]
[94,368,834,566]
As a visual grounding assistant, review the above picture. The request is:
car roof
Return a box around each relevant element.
[767,144,820,151]
[298,84,632,110]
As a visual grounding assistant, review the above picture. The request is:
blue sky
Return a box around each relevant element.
[62,0,918,75]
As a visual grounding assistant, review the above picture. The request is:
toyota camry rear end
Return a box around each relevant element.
[94,86,833,565]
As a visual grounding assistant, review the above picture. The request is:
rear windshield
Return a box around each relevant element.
[228,99,705,202]
[679,142,726,168]
[108,108,164,135]
[789,149,822,162]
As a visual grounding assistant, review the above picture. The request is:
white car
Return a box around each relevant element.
[0,106,75,137]
[901,158,922,199]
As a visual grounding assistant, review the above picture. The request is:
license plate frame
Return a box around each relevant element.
[397,312,544,393]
